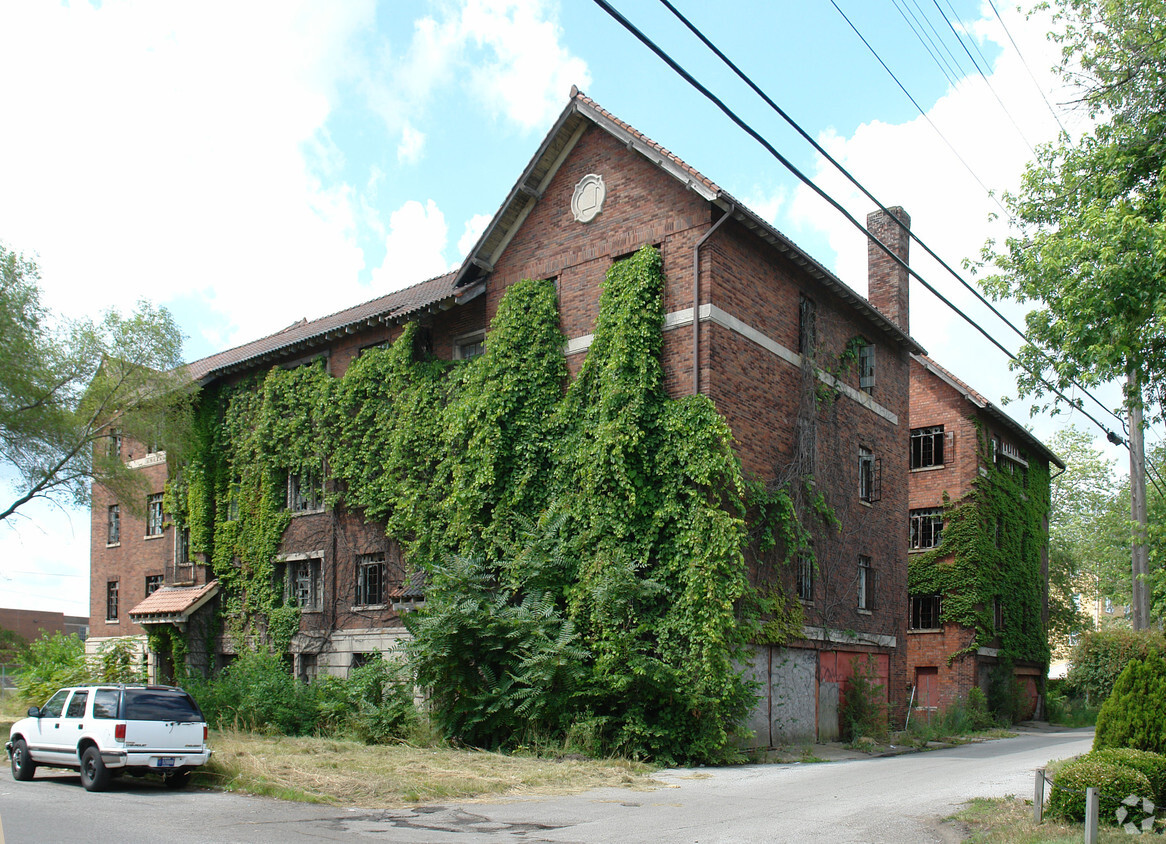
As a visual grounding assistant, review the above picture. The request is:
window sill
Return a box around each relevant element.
[105,618,119,624]
[858,499,873,508]
[857,608,872,615]
[910,464,945,473]
[908,548,941,554]
[288,508,326,518]
[351,604,388,611]
[907,628,942,634]
[144,533,166,540]
[106,542,121,548]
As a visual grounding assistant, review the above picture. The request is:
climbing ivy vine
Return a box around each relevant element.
[167,247,810,763]
[907,425,1051,667]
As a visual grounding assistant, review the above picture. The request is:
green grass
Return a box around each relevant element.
[954,795,1162,842]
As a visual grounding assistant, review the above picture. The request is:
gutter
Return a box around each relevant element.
[693,201,734,395]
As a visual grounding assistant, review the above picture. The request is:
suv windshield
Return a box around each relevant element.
[123,689,204,722]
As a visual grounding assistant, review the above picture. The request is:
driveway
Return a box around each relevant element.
[0,726,1094,843]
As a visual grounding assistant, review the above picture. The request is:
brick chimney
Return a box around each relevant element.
[867,206,911,333]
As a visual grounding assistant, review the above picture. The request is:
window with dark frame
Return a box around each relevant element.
[796,552,814,602]
[107,504,120,545]
[454,331,486,360]
[993,597,1005,631]
[145,574,163,597]
[355,553,386,606]
[106,580,119,621]
[858,555,875,610]
[858,342,875,395]
[909,594,941,629]
[107,428,122,459]
[909,507,944,550]
[798,295,817,356]
[146,493,165,536]
[282,557,323,611]
[910,425,945,469]
[859,447,880,503]
[287,471,323,513]
[175,526,190,566]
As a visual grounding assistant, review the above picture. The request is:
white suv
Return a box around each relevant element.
[6,684,212,791]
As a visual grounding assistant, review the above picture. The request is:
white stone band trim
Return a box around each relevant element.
[802,625,897,649]
[565,303,898,424]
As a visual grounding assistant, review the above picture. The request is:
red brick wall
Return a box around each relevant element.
[89,443,174,638]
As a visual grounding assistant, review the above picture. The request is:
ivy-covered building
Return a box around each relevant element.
[88,88,927,749]
[906,354,1063,719]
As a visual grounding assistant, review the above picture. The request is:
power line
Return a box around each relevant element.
[986,0,1070,137]
[891,0,962,90]
[909,0,970,80]
[829,0,1008,217]
[652,0,1126,437]
[929,0,1038,155]
[590,0,1126,447]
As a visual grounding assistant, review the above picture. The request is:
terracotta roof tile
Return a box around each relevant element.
[128,581,219,618]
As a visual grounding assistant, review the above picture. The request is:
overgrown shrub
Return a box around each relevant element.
[840,657,888,742]
[1086,748,1166,803]
[1049,757,1152,822]
[986,657,1030,724]
[1065,628,1165,704]
[314,656,418,744]
[96,637,147,683]
[15,631,89,705]
[1094,651,1166,754]
[1046,680,1099,727]
[187,649,316,735]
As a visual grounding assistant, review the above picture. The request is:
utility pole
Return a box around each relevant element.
[1129,371,1150,630]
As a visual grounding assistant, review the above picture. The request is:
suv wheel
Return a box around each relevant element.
[80,746,111,792]
[11,738,37,781]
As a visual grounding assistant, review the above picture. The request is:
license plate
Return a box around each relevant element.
[156,757,176,767]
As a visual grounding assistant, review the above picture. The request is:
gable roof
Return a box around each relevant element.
[912,353,1065,470]
[453,87,924,354]
[187,88,923,385]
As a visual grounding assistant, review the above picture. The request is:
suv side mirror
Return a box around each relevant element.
[27,706,40,718]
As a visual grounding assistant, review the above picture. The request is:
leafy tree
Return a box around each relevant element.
[1094,650,1166,753]
[1046,426,1126,647]
[15,631,89,705]
[0,243,189,524]
[976,0,1166,423]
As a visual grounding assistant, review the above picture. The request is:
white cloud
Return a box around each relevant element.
[371,199,451,292]
[740,187,787,226]
[398,123,427,165]
[457,213,493,259]
[371,0,590,140]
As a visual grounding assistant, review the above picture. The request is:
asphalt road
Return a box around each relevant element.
[0,727,1094,843]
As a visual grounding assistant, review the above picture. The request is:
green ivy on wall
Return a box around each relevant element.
[907,424,1051,667]
[166,246,811,763]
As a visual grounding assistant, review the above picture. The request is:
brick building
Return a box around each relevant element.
[88,89,925,744]
[906,355,1062,719]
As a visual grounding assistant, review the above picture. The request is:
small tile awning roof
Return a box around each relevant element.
[388,570,425,602]
[128,581,220,625]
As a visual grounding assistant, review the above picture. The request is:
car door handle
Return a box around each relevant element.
[78,724,84,729]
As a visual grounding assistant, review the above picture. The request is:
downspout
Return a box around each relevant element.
[693,202,735,395]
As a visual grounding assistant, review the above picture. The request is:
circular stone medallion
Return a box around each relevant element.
[571,173,606,223]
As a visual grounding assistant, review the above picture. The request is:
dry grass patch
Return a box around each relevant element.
[200,730,654,807]
[953,796,1140,843]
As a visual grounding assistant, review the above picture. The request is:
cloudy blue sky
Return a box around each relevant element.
[0,0,1140,617]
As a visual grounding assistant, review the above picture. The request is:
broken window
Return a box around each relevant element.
[106,580,119,621]
[282,557,323,611]
[858,342,875,395]
[146,493,165,536]
[859,447,880,503]
[145,574,163,597]
[287,471,323,513]
[796,552,814,602]
[910,425,945,469]
[454,330,486,360]
[858,555,875,610]
[909,594,941,630]
[107,504,120,545]
[355,553,386,606]
[909,508,944,550]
